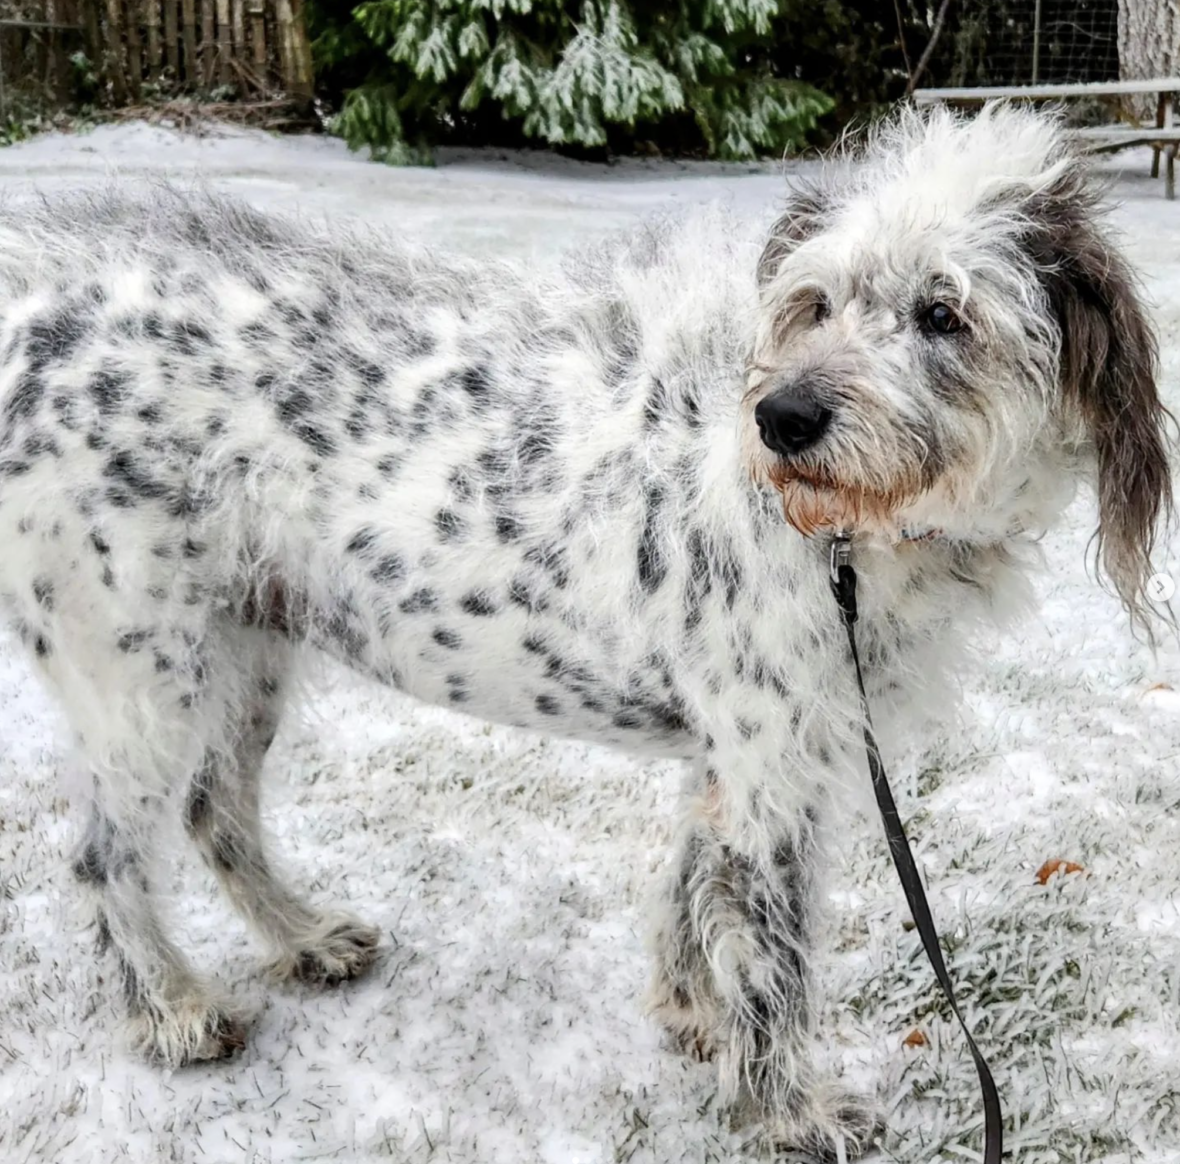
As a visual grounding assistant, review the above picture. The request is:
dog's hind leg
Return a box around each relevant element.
[73,791,248,1065]
[47,617,254,1066]
[182,625,380,987]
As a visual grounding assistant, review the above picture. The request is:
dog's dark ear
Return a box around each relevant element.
[757,186,828,289]
[1028,167,1172,632]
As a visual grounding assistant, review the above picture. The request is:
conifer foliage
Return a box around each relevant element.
[309,0,833,162]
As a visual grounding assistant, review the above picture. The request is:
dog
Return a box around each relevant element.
[0,103,1169,1159]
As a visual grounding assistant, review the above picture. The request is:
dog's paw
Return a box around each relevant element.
[764,1083,882,1162]
[127,997,248,1067]
[647,973,722,1063]
[270,915,381,987]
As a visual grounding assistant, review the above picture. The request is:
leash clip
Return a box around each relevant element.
[829,530,857,624]
[829,529,852,585]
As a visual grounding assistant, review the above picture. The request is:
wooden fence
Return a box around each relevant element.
[0,0,313,114]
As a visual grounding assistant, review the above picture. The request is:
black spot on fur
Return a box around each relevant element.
[447,466,475,503]
[446,673,469,704]
[72,840,108,885]
[525,542,570,589]
[169,320,213,356]
[26,311,87,374]
[347,528,377,555]
[371,554,405,583]
[105,451,167,500]
[404,329,435,359]
[357,359,384,388]
[518,428,549,466]
[90,369,128,415]
[460,591,497,617]
[684,527,712,630]
[321,605,369,660]
[715,539,743,610]
[376,453,402,479]
[117,629,151,652]
[399,588,437,614]
[435,508,465,543]
[5,373,44,421]
[23,433,61,458]
[495,513,522,542]
[458,366,492,403]
[508,576,546,612]
[293,422,336,458]
[273,386,337,457]
[432,626,462,650]
[535,693,561,716]
[31,578,54,610]
[736,717,761,740]
[637,484,666,593]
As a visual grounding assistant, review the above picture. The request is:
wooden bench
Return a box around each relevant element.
[913,78,1180,199]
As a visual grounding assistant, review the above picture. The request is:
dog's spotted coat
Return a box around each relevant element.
[0,106,1169,1158]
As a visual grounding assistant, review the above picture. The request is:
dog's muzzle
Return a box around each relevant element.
[754,390,831,457]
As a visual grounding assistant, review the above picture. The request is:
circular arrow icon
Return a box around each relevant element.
[1147,573,1175,603]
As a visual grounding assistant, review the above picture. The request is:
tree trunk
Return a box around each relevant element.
[164,0,178,78]
[83,0,102,81]
[1118,0,1179,121]
[124,0,144,96]
[105,0,129,102]
[247,0,266,82]
[146,0,162,75]
[181,0,196,84]
[201,0,214,85]
[215,0,229,85]
[48,0,72,106]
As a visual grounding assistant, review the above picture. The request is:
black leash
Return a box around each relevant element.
[829,532,1004,1164]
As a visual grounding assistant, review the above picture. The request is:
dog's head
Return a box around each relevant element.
[748,103,1171,626]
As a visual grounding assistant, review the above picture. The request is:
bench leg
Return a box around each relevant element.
[1154,93,1167,178]
[1168,144,1176,200]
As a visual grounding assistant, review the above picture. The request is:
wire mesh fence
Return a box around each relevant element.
[940,0,1120,89]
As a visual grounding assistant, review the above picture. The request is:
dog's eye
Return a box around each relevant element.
[813,297,830,324]
[920,302,964,336]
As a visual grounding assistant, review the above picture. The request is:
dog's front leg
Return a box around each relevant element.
[649,742,878,1160]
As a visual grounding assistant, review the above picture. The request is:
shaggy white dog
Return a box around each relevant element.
[0,104,1168,1159]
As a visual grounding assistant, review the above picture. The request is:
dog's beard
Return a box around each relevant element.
[763,460,918,537]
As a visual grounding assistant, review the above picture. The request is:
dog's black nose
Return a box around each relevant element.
[754,392,832,456]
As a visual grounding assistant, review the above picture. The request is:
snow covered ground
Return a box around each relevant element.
[2,122,1180,1164]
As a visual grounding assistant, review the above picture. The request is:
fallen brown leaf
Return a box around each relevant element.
[1036,858,1085,885]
